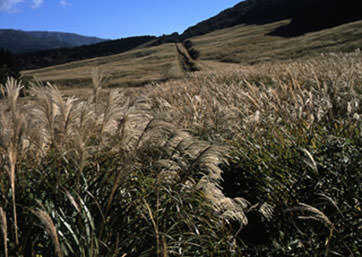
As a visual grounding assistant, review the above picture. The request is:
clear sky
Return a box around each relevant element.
[0,0,242,39]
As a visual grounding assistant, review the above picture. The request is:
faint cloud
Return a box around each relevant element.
[32,0,43,9]
[0,0,24,12]
[59,0,70,7]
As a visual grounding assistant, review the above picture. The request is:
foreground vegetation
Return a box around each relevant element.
[0,50,361,256]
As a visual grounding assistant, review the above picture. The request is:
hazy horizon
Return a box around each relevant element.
[0,0,242,39]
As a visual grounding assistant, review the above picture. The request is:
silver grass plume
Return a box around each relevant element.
[0,207,8,257]
[0,77,28,246]
[31,209,63,257]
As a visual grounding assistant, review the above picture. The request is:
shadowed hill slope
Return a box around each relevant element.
[180,0,362,39]
[16,36,157,70]
[188,19,362,64]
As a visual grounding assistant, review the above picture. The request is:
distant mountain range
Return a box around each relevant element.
[16,35,157,70]
[0,29,107,53]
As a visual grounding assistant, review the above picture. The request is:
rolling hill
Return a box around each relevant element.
[22,19,362,91]
[188,19,362,64]
[16,35,157,70]
[12,0,362,72]
[22,43,183,94]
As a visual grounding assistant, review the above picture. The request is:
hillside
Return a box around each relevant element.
[0,29,106,53]
[188,19,362,64]
[22,19,362,90]
[22,43,184,92]
[12,0,362,73]
[9,0,362,72]
[180,0,362,39]
[16,35,157,70]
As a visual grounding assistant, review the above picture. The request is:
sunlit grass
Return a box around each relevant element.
[0,49,361,256]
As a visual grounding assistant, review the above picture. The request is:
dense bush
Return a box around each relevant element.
[183,40,200,60]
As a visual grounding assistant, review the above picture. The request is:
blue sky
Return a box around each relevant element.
[0,0,242,39]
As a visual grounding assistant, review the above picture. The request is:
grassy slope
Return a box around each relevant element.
[191,19,362,64]
[16,36,157,70]
[22,19,362,92]
[22,43,183,91]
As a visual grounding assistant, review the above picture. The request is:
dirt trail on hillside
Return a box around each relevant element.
[176,42,247,74]
[175,43,200,73]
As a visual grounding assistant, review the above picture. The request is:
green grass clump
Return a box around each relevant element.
[223,120,360,256]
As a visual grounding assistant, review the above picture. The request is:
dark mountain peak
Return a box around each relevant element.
[181,0,362,39]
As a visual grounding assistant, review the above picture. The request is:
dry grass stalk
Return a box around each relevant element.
[30,84,79,149]
[0,50,359,253]
[287,202,335,256]
[91,67,110,117]
[143,199,162,257]
[31,209,63,257]
[316,193,344,218]
[65,190,81,213]
[91,67,105,103]
[135,117,249,225]
[0,207,8,257]
[0,78,28,246]
[294,203,333,228]
[99,90,125,136]
[30,84,59,148]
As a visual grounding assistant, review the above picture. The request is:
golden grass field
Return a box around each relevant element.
[0,45,361,256]
[21,19,362,95]
[22,43,183,92]
[1,18,360,256]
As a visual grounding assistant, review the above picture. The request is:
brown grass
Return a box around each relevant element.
[0,48,360,255]
[142,50,361,140]
[191,19,362,64]
[22,43,183,92]
[0,207,8,257]
[31,209,63,257]
[20,20,362,97]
